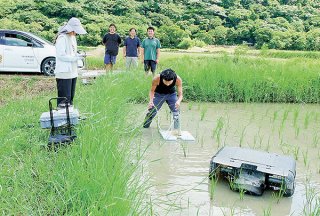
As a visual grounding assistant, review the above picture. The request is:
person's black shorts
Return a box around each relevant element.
[144,60,157,73]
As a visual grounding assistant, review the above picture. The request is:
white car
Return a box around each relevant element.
[0,30,57,76]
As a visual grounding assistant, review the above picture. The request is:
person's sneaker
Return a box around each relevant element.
[57,103,72,110]
[143,121,150,128]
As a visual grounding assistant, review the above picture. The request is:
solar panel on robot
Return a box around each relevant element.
[209,146,296,197]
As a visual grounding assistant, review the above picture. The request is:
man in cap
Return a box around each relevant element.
[54,17,87,108]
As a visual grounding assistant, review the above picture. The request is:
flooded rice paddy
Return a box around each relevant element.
[131,103,320,216]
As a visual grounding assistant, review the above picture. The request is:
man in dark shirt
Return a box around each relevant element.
[143,69,183,129]
[102,24,121,72]
[123,28,141,70]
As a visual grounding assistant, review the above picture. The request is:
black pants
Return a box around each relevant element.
[56,78,77,106]
[144,60,157,74]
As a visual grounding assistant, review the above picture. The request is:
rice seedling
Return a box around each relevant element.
[293,108,299,127]
[273,111,279,122]
[295,126,300,138]
[263,205,272,216]
[281,109,289,129]
[312,133,320,148]
[200,104,208,121]
[239,126,247,147]
[304,113,310,129]
[212,117,224,147]
[209,178,218,200]
[302,179,320,216]
[293,146,300,160]
[302,149,309,168]
[265,136,271,152]
[221,205,236,216]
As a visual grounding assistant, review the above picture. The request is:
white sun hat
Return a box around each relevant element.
[58,17,87,35]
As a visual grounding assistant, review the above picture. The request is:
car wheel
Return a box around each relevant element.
[283,181,295,197]
[41,57,56,76]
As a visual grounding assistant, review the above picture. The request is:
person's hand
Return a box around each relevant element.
[76,54,85,60]
[155,59,159,64]
[175,101,180,109]
[148,101,154,109]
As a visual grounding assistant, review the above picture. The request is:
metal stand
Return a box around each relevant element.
[48,97,77,148]
[158,112,195,141]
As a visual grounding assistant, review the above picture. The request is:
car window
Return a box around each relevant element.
[0,33,4,45]
[4,33,33,47]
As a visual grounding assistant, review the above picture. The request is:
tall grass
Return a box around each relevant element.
[259,49,320,59]
[0,73,149,214]
[156,55,320,103]
[86,51,320,103]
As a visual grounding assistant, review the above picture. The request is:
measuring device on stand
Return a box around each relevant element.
[40,97,79,148]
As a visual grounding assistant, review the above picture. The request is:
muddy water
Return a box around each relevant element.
[132,103,320,216]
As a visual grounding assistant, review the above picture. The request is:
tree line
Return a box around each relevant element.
[1,0,320,50]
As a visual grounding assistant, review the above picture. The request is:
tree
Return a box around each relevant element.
[210,26,228,45]
[253,24,273,48]
[227,8,252,26]
[306,29,320,51]
[157,25,188,47]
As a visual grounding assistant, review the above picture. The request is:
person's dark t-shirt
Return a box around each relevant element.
[124,36,141,57]
[102,33,121,56]
[155,74,177,94]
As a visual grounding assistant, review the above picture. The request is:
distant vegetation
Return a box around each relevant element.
[1,0,320,50]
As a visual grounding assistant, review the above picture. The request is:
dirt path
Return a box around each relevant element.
[0,76,56,106]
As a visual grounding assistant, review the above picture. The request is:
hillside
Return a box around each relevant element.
[1,0,320,50]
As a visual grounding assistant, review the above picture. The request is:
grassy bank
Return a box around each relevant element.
[0,73,148,214]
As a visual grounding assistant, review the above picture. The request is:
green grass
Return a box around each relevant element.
[2,48,320,214]
[161,55,320,103]
[260,49,320,59]
[86,51,320,103]
[0,73,149,214]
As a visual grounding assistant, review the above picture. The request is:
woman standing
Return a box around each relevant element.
[54,17,87,108]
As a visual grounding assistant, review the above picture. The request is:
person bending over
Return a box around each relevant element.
[143,68,183,129]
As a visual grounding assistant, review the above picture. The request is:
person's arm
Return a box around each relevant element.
[123,46,126,58]
[156,48,160,64]
[155,39,161,64]
[148,75,160,108]
[118,34,121,45]
[56,35,78,62]
[175,76,183,109]
[102,34,106,46]
[137,38,141,57]
[123,38,126,57]
[141,48,144,62]
[137,47,141,57]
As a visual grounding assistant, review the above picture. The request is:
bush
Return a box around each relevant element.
[193,39,206,47]
[177,38,193,49]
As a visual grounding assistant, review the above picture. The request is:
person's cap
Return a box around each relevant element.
[67,17,87,35]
